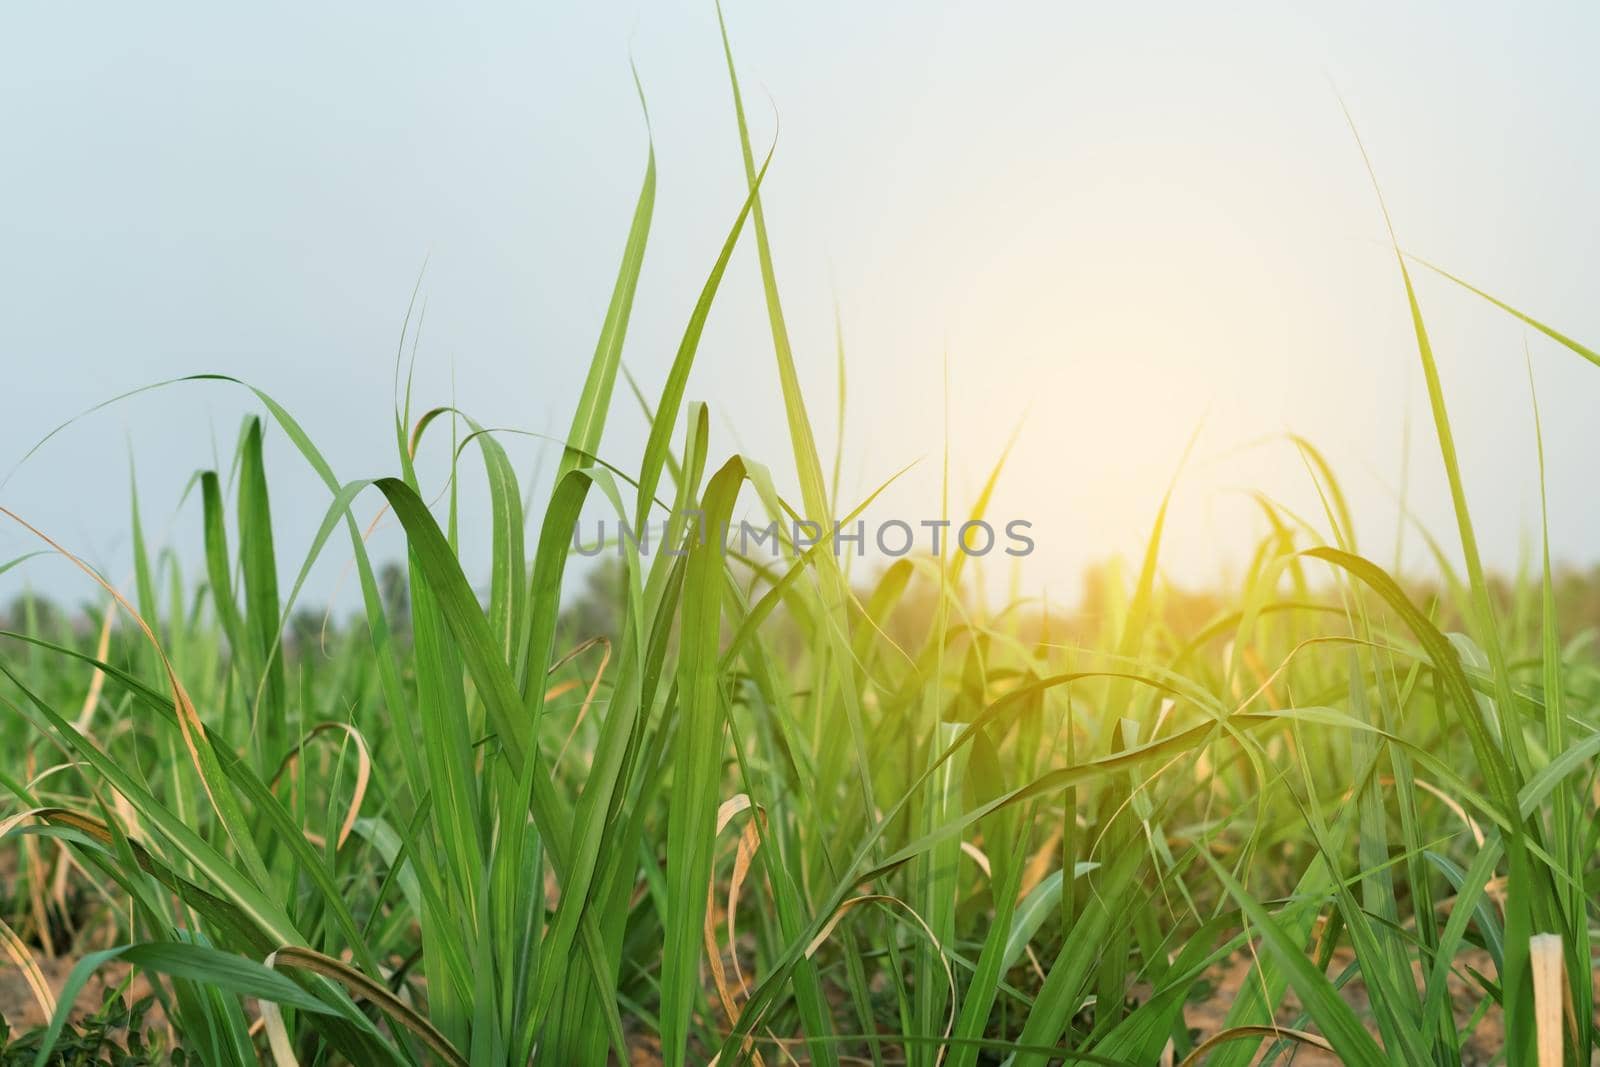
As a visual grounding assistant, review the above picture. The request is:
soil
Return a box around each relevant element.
[1180,946,1511,1066]
[0,954,138,1033]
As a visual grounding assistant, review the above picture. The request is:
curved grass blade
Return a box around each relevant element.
[29,941,341,1067]
[562,72,655,481]
[1406,255,1600,368]
[635,147,772,527]
[1199,849,1388,1067]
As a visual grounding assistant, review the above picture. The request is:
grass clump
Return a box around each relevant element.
[3,18,1599,1067]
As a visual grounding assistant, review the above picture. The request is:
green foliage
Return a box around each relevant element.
[2,18,1599,1067]
[0,988,171,1066]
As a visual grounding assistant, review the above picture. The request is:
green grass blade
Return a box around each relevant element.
[660,456,746,1067]
[1407,255,1600,368]
[562,82,654,479]
[1200,849,1389,1067]
[634,149,770,527]
[238,417,287,762]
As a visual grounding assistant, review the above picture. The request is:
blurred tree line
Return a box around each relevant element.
[7,556,1600,670]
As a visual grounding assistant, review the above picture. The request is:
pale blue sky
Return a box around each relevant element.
[3,2,1598,608]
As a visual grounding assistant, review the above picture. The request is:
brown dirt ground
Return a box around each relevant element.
[0,955,142,1033]
[1179,945,1512,1065]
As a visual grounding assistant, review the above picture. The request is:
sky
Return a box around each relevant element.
[2,2,1598,614]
